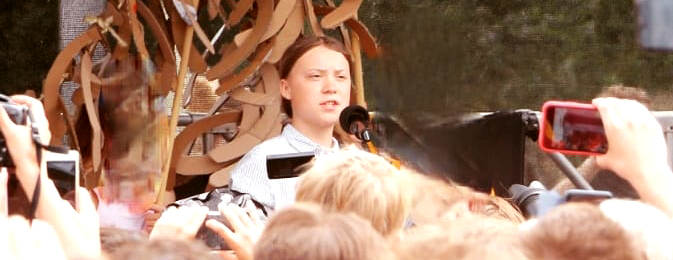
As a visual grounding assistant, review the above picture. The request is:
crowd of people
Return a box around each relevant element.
[2,35,673,260]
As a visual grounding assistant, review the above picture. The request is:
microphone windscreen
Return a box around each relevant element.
[339,105,369,134]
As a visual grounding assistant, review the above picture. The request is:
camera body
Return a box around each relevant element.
[0,94,30,168]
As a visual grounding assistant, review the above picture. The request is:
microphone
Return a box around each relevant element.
[339,105,371,141]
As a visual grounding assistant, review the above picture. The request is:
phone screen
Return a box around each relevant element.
[540,103,608,155]
[266,152,315,179]
[45,150,80,207]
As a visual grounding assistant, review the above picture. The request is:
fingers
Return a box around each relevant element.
[234,204,255,228]
[7,216,39,260]
[0,168,7,217]
[0,210,8,260]
[244,202,263,228]
[220,204,245,232]
[218,250,239,260]
[205,218,241,251]
[592,97,667,180]
[10,95,50,144]
[0,105,15,138]
[31,220,67,260]
[182,206,208,238]
[150,206,208,240]
[148,203,164,213]
[76,187,100,245]
[220,204,254,232]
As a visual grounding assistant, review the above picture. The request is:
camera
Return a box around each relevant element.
[509,184,613,217]
[0,94,30,168]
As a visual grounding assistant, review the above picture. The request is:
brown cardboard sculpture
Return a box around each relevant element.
[43,0,379,199]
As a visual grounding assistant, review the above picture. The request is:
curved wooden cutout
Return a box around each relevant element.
[239,101,261,131]
[227,0,255,26]
[344,18,378,58]
[207,94,280,162]
[208,163,237,187]
[267,0,304,63]
[175,155,231,175]
[137,1,176,64]
[80,52,104,173]
[229,62,281,105]
[304,0,323,36]
[113,18,133,59]
[167,111,241,189]
[233,0,297,45]
[216,38,274,95]
[324,0,352,50]
[313,5,378,58]
[320,0,362,29]
[129,0,151,58]
[205,0,274,80]
[170,7,208,73]
[44,27,102,145]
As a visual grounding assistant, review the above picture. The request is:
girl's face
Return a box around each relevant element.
[280,45,351,128]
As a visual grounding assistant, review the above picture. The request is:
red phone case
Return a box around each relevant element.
[538,101,606,156]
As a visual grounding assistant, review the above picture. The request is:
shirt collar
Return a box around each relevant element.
[282,124,339,155]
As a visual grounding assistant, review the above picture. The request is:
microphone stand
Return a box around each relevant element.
[357,127,401,168]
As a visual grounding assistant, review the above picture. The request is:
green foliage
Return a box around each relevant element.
[359,0,673,122]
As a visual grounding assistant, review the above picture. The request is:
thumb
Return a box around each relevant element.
[0,106,15,137]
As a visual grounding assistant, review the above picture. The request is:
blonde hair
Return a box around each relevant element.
[407,173,524,225]
[393,216,527,260]
[295,146,410,236]
[253,203,393,260]
[521,202,643,260]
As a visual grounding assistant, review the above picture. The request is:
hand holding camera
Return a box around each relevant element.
[0,94,50,201]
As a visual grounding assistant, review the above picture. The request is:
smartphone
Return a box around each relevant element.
[266,152,315,179]
[539,101,608,155]
[45,150,80,195]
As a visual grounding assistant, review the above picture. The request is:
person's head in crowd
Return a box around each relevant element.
[521,202,644,260]
[295,146,410,236]
[600,199,673,260]
[99,227,148,255]
[408,173,524,225]
[276,35,353,139]
[253,203,393,260]
[108,238,220,260]
[393,215,527,260]
[597,84,650,107]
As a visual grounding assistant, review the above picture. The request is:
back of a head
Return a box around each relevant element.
[296,146,410,236]
[254,203,393,260]
[597,84,650,107]
[394,216,527,260]
[407,173,524,225]
[600,199,673,260]
[521,202,644,260]
[108,238,220,260]
[99,226,148,255]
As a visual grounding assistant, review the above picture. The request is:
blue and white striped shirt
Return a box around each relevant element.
[229,124,339,212]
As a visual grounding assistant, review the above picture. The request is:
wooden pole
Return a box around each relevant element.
[156,0,199,204]
[351,33,366,106]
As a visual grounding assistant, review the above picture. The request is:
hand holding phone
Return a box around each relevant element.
[539,101,608,155]
[205,203,264,260]
[592,98,669,180]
